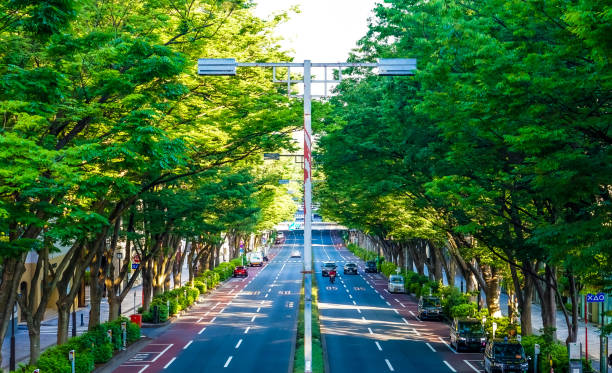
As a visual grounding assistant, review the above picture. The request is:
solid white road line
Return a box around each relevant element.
[256,307,261,312]
[235,339,243,349]
[219,308,225,314]
[224,356,233,368]
[443,361,457,372]
[399,302,406,308]
[438,337,458,354]
[368,328,374,334]
[251,315,257,322]
[151,344,174,362]
[385,359,395,372]
[164,357,176,369]
[425,342,436,352]
[183,341,193,350]
[244,326,250,334]
[394,298,399,302]
[198,327,206,334]
[210,317,216,323]
[137,366,149,373]
[464,360,481,373]
[375,341,383,351]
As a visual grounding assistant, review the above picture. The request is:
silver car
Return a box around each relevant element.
[388,274,405,293]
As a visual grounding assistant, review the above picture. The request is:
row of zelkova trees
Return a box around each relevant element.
[315,0,611,345]
[0,0,301,366]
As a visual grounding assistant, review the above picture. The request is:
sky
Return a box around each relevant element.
[251,0,380,63]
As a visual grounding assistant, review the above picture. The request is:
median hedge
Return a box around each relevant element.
[12,317,141,373]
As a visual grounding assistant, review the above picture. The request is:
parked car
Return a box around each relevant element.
[365,260,377,273]
[274,232,285,244]
[321,262,337,277]
[418,296,442,320]
[343,263,358,275]
[249,252,264,266]
[450,318,486,352]
[388,274,405,293]
[290,250,301,258]
[233,266,248,278]
[483,340,529,373]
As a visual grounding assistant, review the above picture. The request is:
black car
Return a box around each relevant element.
[483,340,529,373]
[322,262,337,277]
[418,296,442,320]
[365,260,377,273]
[450,318,486,352]
[343,263,358,275]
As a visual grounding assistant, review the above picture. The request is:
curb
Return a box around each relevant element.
[93,336,152,373]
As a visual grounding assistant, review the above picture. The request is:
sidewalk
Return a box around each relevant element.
[1,263,190,370]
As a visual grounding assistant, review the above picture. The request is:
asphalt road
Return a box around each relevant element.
[115,232,304,373]
[315,230,485,373]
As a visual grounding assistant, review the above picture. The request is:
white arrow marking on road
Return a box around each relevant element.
[224,356,233,368]
[375,341,382,351]
[443,361,457,372]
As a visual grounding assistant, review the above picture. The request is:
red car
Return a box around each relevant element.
[233,266,248,277]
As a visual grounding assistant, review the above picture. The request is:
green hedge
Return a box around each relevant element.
[16,317,141,373]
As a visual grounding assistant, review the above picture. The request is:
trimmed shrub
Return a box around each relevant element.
[193,280,207,294]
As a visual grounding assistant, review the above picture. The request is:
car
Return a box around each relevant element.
[483,340,529,373]
[343,263,358,275]
[291,250,301,258]
[233,266,248,278]
[388,274,405,293]
[365,260,377,273]
[450,318,486,352]
[274,232,285,244]
[321,262,337,277]
[418,296,442,320]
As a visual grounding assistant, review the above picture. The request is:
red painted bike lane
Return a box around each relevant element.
[114,249,280,373]
[329,233,484,373]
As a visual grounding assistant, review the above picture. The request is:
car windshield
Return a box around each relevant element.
[390,276,403,283]
[346,264,357,268]
[324,263,336,268]
[494,344,525,360]
[366,262,376,267]
[236,266,244,270]
[459,322,484,335]
[423,298,441,307]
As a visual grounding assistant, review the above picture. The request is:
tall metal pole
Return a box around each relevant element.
[303,59,313,373]
[10,304,15,371]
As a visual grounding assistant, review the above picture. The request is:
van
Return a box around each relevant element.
[250,252,263,267]
[388,275,405,293]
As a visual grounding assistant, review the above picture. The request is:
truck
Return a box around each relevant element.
[248,251,263,267]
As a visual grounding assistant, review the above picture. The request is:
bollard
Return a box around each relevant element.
[69,350,75,373]
[107,329,112,343]
[153,305,159,324]
[534,343,540,373]
[121,322,127,350]
[80,313,84,327]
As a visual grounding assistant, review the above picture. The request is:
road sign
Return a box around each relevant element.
[278,179,289,184]
[586,293,605,302]
[132,263,139,270]
[132,255,140,264]
[263,153,280,160]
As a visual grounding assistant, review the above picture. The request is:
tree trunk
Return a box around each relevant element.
[534,264,558,341]
[108,294,120,321]
[56,301,71,345]
[0,255,27,368]
[28,322,41,365]
[481,264,502,317]
[567,272,579,343]
[142,262,153,311]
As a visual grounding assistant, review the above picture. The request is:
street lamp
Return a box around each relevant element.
[198,57,416,373]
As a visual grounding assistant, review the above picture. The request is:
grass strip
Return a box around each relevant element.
[293,274,324,373]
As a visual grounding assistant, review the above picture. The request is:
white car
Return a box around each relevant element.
[290,250,301,258]
[388,274,405,293]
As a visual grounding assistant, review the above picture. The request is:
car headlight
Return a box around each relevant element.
[459,337,466,341]
[480,337,486,342]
